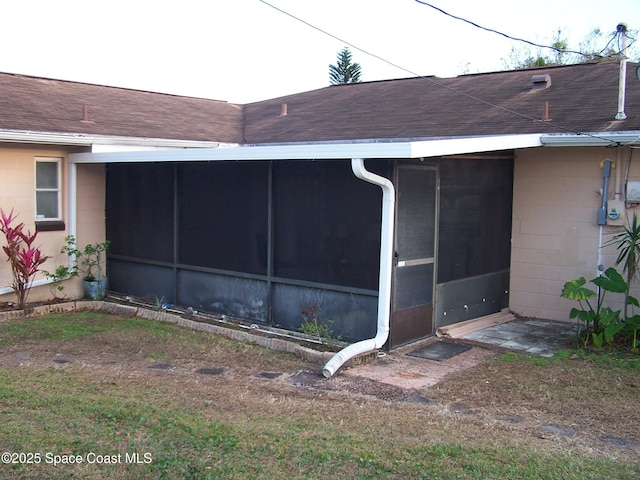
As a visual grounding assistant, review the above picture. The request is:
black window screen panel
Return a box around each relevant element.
[273,160,384,290]
[396,167,436,261]
[106,163,175,262]
[178,162,269,275]
[437,156,514,283]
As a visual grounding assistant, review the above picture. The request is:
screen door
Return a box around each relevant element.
[390,165,438,347]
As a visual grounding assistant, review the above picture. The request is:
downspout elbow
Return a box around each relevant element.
[322,158,395,378]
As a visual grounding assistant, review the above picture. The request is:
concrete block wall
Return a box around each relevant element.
[510,145,638,321]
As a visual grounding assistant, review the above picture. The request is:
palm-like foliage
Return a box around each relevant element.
[329,47,361,85]
[606,213,640,321]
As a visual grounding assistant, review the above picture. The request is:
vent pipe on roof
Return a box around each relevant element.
[542,101,551,121]
[280,103,288,116]
[81,104,94,123]
[615,23,629,120]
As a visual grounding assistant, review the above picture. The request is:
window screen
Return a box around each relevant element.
[106,162,175,262]
[273,160,384,289]
[178,162,269,275]
[437,157,513,283]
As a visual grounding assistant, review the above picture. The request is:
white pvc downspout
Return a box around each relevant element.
[322,158,395,378]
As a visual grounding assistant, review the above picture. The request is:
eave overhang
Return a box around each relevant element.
[68,134,543,164]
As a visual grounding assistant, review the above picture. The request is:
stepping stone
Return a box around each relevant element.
[53,359,71,364]
[404,394,436,405]
[542,424,577,437]
[146,363,173,370]
[196,367,225,376]
[499,414,524,424]
[252,371,283,379]
[407,341,471,361]
[601,435,640,449]
[288,370,323,387]
[449,402,474,414]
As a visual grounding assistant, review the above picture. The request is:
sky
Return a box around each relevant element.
[1,0,639,104]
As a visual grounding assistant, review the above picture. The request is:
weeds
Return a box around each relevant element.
[299,304,341,347]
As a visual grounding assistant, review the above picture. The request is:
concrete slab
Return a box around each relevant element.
[343,340,496,389]
[460,318,579,354]
[341,316,579,389]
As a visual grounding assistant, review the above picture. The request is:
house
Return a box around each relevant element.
[1,61,639,375]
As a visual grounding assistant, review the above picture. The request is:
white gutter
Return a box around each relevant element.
[322,158,395,378]
[0,128,224,149]
[540,132,640,147]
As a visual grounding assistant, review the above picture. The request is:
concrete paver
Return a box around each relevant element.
[342,317,579,389]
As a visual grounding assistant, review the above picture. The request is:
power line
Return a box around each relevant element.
[258,0,420,78]
[259,0,625,146]
[414,0,607,59]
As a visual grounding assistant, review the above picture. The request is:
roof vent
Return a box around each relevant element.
[280,103,288,116]
[80,104,94,123]
[531,74,551,90]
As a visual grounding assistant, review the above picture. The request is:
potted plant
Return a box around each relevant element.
[45,235,111,300]
[79,240,110,300]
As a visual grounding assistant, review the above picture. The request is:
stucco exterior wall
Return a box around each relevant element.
[76,163,107,249]
[510,145,638,322]
[0,146,105,305]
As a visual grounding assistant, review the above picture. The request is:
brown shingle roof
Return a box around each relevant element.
[1,62,639,146]
[0,73,244,143]
[243,62,640,143]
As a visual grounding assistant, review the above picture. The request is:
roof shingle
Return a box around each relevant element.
[0,73,244,143]
[243,62,640,143]
[1,62,638,146]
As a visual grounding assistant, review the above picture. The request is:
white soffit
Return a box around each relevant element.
[68,134,543,164]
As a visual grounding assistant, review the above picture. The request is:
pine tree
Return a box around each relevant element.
[329,47,362,85]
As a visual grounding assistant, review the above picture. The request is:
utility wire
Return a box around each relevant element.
[259,0,629,146]
[414,0,607,59]
[257,0,420,78]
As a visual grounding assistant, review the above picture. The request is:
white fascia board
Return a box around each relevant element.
[0,129,222,149]
[410,134,542,157]
[70,142,413,163]
[540,131,640,146]
[69,134,544,164]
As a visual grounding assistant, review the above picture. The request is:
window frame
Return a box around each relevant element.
[34,157,64,229]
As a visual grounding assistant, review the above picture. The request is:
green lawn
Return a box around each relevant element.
[0,311,638,479]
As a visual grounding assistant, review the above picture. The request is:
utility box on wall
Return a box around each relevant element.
[607,199,625,226]
[627,181,640,204]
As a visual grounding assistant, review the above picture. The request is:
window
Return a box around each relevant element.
[35,158,64,230]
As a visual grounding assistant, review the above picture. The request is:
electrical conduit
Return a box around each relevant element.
[322,158,395,378]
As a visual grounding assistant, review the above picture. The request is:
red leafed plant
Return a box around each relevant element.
[0,209,50,309]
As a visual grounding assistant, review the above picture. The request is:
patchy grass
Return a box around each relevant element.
[0,312,639,479]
